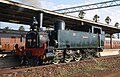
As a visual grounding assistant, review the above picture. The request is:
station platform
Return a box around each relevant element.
[100,49,120,56]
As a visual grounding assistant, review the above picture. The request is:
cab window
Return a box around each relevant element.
[26,33,38,48]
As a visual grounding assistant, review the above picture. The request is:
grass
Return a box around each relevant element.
[53,64,96,77]
[53,60,120,77]
[1,59,120,77]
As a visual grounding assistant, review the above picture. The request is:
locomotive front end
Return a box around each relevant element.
[25,31,45,57]
[15,17,47,66]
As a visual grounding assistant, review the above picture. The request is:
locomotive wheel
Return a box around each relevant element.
[86,54,92,59]
[20,59,26,66]
[74,55,82,61]
[52,59,60,64]
[24,57,42,66]
[18,56,25,66]
[34,57,40,66]
[64,58,71,63]
[85,50,93,59]
[33,57,43,66]
[64,56,73,63]
[95,52,101,58]
[19,55,27,66]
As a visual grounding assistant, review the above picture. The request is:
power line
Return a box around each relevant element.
[54,0,120,14]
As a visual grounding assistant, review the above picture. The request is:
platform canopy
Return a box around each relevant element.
[0,0,120,34]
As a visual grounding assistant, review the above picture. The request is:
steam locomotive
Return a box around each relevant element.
[15,19,105,66]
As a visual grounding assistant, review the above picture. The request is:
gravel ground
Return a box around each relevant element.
[0,55,120,77]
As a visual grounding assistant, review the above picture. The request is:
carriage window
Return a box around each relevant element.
[113,41,116,44]
[11,36,16,42]
[118,41,120,44]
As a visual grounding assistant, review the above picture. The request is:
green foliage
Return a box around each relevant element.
[93,14,100,22]
[78,11,86,19]
[105,16,111,24]
[4,26,9,30]
[114,22,119,27]
[19,26,25,31]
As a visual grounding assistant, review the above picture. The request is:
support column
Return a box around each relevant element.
[0,35,1,49]
[36,13,43,31]
[40,13,43,29]
[117,33,119,39]
[110,34,113,49]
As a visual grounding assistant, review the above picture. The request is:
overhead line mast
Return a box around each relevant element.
[54,0,120,14]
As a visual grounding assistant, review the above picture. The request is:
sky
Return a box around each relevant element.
[41,0,120,25]
[1,0,120,31]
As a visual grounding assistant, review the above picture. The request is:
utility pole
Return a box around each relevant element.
[117,31,120,39]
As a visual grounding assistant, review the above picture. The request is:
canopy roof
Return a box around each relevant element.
[0,0,120,34]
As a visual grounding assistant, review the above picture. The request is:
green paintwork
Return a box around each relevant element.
[57,30,105,49]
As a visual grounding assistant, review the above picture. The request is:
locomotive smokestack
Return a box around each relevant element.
[30,17,38,31]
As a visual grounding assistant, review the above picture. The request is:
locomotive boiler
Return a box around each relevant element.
[15,19,105,66]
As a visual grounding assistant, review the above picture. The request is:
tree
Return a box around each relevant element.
[93,14,100,22]
[4,27,9,30]
[105,16,111,24]
[19,26,25,31]
[78,11,86,19]
[114,22,119,27]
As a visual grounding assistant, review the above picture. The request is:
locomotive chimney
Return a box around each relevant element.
[30,17,38,31]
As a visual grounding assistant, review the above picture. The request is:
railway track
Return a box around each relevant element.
[0,54,120,75]
[0,49,119,68]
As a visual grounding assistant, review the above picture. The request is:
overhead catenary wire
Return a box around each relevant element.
[54,0,120,14]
